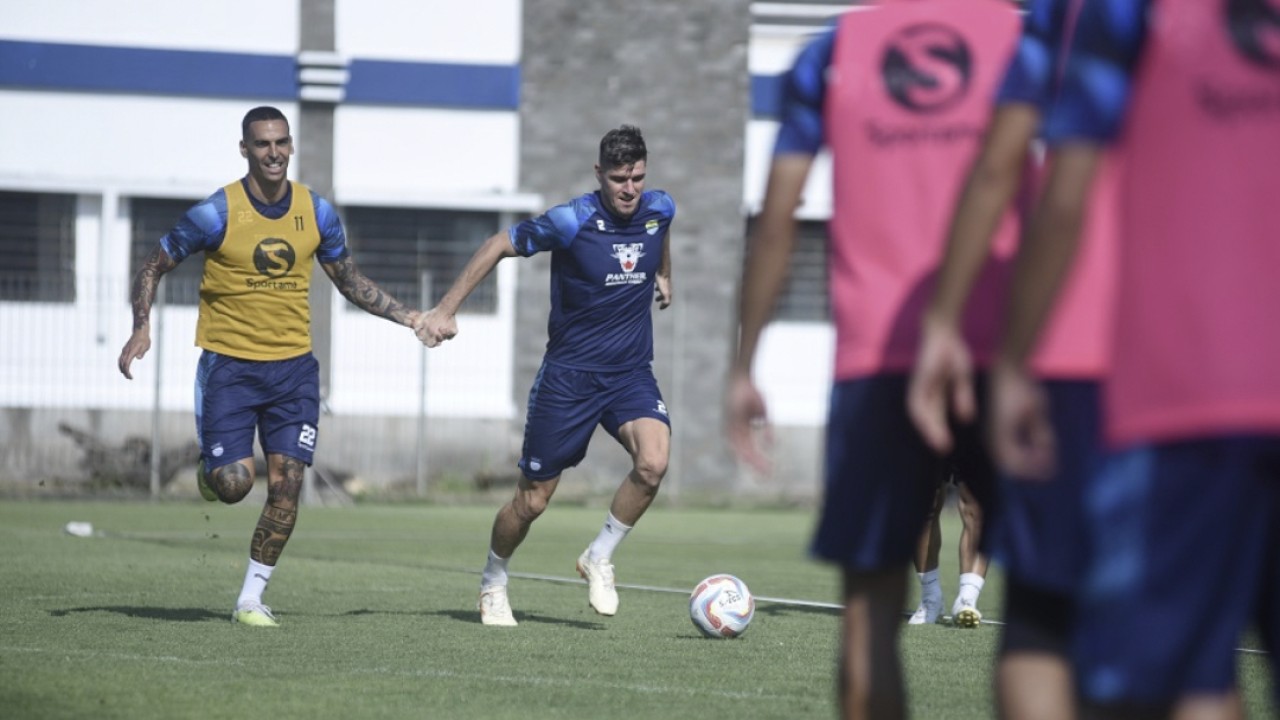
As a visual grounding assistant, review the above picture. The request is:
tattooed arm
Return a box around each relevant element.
[321,256,420,328]
[118,245,178,379]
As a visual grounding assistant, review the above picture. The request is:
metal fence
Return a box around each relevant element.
[0,272,520,500]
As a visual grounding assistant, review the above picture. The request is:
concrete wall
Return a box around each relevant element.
[518,0,755,499]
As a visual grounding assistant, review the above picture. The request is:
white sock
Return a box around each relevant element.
[958,572,985,605]
[918,569,941,606]
[587,512,632,562]
[236,558,274,608]
[481,549,509,590]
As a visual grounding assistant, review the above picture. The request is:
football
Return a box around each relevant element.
[689,574,755,638]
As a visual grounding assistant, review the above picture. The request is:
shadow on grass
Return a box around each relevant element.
[49,606,225,622]
[342,607,606,630]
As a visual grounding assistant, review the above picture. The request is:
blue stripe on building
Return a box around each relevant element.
[0,40,296,99]
[0,40,524,110]
[1,40,783,117]
[345,59,520,109]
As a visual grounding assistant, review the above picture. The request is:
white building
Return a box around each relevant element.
[0,1,841,495]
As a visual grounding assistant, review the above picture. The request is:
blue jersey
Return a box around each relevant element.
[509,190,676,372]
[160,177,348,264]
[996,0,1079,109]
[1042,0,1149,143]
[773,29,836,157]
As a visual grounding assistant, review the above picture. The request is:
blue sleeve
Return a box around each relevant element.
[773,28,835,156]
[158,191,226,263]
[508,195,595,256]
[647,190,676,221]
[995,0,1069,110]
[1043,0,1149,144]
[312,191,350,263]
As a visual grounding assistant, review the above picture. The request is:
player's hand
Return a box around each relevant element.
[655,273,672,310]
[415,307,458,348]
[907,317,976,454]
[725,371,773,474]
[988,359,1055,481]
[118,326,151,380]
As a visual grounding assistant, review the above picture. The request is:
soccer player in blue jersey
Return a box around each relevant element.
[118,106,427,627]
[419,125,675,626]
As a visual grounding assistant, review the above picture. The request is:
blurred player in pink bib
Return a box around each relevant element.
[990,0,1280,716]
[726,2,1021,716]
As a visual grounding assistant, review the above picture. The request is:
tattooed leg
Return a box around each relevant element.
[250,454,304,566]
[210,459,255,504]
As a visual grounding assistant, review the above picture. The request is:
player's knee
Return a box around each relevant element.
[211,462,254,504]
[266,486,300,510]
[631,453,667,491]
[512,488,551,522]
[213,476,253,504]
[266,459,305,507]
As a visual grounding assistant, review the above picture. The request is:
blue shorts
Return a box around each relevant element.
[195,351,320,469]
[991,380,1103,595]
[1074,436,1280,705]
[811,374,997,572]
[518,362,670,480]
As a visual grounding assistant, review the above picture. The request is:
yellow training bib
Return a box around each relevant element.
[195,181,320,360]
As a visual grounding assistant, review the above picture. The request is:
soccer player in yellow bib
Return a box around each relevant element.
[118,106,428,627]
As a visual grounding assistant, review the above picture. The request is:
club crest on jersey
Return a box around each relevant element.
[611,243,645,272]
[645,219,660,235]
[606,243,647,286]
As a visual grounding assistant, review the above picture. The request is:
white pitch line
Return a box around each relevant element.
[509,570,845,610]
[506,571,1272,656]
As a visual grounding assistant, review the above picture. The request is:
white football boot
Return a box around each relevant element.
[478,585,517,627]
[576,549,618,616]
[907,596,942,625]
[952,597,982,629]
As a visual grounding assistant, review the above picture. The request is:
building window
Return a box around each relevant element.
[0,190,76,302]
[340,206,502,312]
[129,197,205,306]
[744,217,829,321]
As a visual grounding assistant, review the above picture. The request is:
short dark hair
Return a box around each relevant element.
[241,106,289,138]
[598,125,647,169]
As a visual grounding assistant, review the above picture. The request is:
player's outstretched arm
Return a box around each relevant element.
[726,153,813,474]
[909,104,1040,454]
[118,245,178,380]
[320,255,419,330]
[418,230,518,348]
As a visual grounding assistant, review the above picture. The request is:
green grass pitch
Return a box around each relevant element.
[0,500,1273,719]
